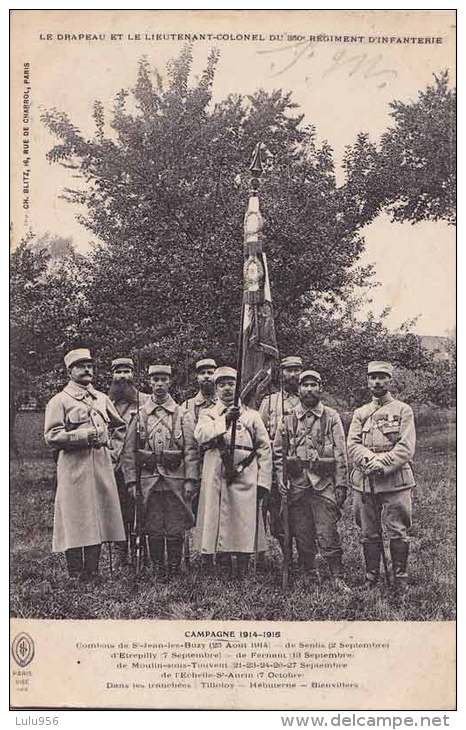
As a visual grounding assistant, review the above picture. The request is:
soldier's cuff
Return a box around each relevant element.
[68,427,95,447]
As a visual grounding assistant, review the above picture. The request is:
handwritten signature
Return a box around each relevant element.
[257,39,398,90]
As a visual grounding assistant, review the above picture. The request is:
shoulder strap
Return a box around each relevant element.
[318,408,328,454]
[168,404,184,448]
[287,412,299,454]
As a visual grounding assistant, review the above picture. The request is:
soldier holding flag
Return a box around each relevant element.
[193,367,272,579]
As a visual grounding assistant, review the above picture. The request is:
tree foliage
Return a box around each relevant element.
[41,48,371,376]
[24,49,456,407]
[10,236,90,408]
[343,71,456,226]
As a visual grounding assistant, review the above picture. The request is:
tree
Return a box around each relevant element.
[274,292,430,407]
[31,232,76,260]
[10,235,91,416]
[41,48,372,380]
[343,71,456,226]
[36,48,454,407]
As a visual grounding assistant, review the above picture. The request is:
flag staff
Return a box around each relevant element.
[229,143,266,470]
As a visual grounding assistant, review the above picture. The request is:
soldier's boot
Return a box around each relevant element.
[327,554,351,593]
[255,551,267,574]
[166,537,183,579]
[65,547,83,579]
[216,553,233,580]
[390,539,409,596]
[236,553,250,581]
[363,542,381,588]
[278,535,297,575]
[149,537,166,581]
[81,544,102,583]
[200,554,215,575]
[113,541,129,570]
[301,549,320,586]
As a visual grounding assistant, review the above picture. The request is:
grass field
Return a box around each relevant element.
[10,409,456,621]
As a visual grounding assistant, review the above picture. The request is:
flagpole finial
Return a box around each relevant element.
[250,142,264,174]
[249,143,264,195]
[249,143,273,195]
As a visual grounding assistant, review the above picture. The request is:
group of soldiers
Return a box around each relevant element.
[44,348,416,595]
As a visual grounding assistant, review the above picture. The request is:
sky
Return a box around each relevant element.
[10,9,456,335]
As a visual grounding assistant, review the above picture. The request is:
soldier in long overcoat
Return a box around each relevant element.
[122,364,195,578]
[193,367,272,579]
[44,348,126,581]
[347,361,416,594]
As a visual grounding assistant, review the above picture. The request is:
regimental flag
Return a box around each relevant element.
[240,171,279,407]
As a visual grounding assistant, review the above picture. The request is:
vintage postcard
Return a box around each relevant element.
[10,9,456,710]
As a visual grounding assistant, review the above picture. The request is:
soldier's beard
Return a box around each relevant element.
[283,378,299,395]
[302,393,320,408]
[200,381,215,397]
[109,379,138,403]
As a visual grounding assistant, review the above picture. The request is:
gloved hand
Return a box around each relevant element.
[335,485,347,509]
[87,428,101,448]
[225,405,240,427]
[278,478,290,498]
[364,458,385,477]
[127,481,136,500]
[257,486,268,504]
[184,479,197,500]
[261,489,270,513]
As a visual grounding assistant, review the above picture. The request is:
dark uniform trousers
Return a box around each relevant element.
[145,489,187,539]
[289,489,342,569]
[115,466,135,533]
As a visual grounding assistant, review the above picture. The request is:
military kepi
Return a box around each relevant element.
[64,348,93,369]
[214,366,237,382]
[281,356,303,368]
[367,361,393,377]
[300,369,322,383]
[111,357,134,370]
[196,358,217,371]
[148,364,172,376]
